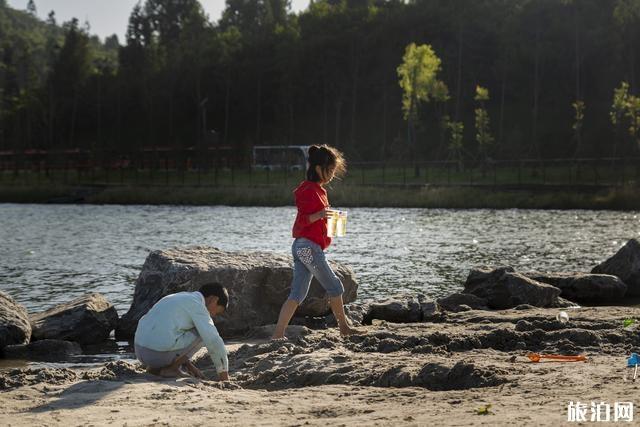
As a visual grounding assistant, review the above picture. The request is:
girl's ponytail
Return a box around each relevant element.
[305,144,346,183]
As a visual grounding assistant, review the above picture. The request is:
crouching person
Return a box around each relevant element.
[134,283,230,380]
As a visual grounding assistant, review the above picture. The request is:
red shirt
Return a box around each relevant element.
[292,180,332,250]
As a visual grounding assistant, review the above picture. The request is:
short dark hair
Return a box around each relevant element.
[199,283,229,309]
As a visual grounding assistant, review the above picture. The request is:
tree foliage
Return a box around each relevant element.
[397,43,445,121]
[474,85,493,161]
[1,0,640,162]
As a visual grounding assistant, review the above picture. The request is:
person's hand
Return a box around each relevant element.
[310,208,334,223]
[218,371,230,382]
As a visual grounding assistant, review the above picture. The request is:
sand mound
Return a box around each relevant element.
[3,306,639,395]
[81,360,145,381]
[0,361,145,390]
[197,306,640,391]
[205,329,510,391]
[0,367,77,390]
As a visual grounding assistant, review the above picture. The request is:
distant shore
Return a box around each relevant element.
[1,184,640,210]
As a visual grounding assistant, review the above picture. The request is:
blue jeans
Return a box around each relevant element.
[288,238,345,303]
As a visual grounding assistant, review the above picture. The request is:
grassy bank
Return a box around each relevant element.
[2,183,640,210]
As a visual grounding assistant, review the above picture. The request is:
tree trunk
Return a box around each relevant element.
[349,39,360,150]
[97,75,102,149]
[631,38,637,92]
[575,14,581,102]
[455,21,464,121]
[224,72,231,145]
[323,71,328,144]
[195,69,202,151]
[531,27,541,159]
[147,93,153,149]
[498,64,506,148]
[70,87,78,148]
[49,84,54,149]
[381,84,387,160]
[25,98,31,149]
[334,96,343,148]
[168,90,173,145]
[256,73,262,145]
[288,86,294,146]
[116,80,121,151]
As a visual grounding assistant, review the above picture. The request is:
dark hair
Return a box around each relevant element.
[199,283,229,309]
[306,144,346,183]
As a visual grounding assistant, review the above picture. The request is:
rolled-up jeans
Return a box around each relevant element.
[288,237,345,303]
[135,335,203,369]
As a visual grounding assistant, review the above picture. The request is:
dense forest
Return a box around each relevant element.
[1,0,640,164]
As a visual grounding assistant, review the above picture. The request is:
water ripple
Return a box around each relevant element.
[0,204,637,314]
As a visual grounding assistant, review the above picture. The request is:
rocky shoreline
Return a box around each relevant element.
[2,239,640,425]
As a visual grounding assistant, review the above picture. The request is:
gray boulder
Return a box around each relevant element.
[436,293,489,312]
[526,272,627,303]
[362,294,440,324]
[4,339,82,361]
[592,239,640,296]
[0,292,31,351]
[116,246,358,339]
[30,293,119,344]
[464,267,562,309]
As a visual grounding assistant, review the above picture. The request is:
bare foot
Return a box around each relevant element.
[158,366,190,378]
[270,334,289,341]
[340,327,363,337]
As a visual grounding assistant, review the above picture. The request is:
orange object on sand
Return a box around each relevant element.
[527,353,587,363]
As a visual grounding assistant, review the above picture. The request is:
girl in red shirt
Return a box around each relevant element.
[272,145,359,339]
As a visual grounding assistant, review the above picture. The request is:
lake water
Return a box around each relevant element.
[2,204,638,316]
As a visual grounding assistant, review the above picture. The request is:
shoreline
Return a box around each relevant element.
[2,184,640,210]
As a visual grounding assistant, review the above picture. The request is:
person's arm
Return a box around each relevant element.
[308,209,332,223]
[189,300,229,378]
[297,188,330,225]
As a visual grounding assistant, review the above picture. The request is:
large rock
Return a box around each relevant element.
[464,267,562,309]
[30,293,119,344]
[436,293,489,312]
[0,292,31,352]
[592,239,640,296]
[116,246,358,339]
[4,339,82,361]
[525,272,627,303]
[362,294,440,325]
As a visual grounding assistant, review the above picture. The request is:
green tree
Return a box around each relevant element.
[444,116,464,169]
[627,96,640,151]
[397,43,444,155]
[611,82,630,156]
[50,18,92,147]
[218,26,242,145]
[474,85,494,164]
[612,82,640,152]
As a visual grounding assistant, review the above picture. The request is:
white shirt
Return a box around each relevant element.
[134,291,229,373]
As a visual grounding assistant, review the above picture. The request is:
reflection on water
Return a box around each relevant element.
[1,204,639,316]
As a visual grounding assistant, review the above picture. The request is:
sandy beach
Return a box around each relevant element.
[2,305,639,426]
